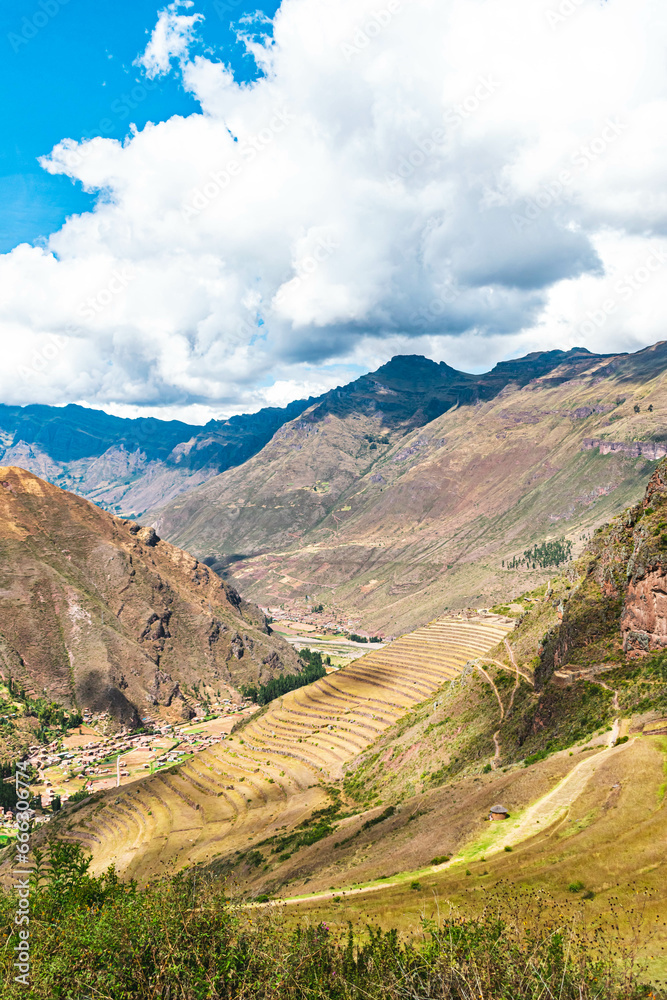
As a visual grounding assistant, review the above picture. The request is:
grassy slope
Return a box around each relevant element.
[8,459,667,981]
[286,737,667,985]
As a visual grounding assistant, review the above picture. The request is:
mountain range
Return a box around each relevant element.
[12,455,666,959]
[0,396,314,518]
[153,342,667,633]
[5,342,667,633]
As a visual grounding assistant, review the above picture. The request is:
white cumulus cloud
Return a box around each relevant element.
[2,0,667,420]
[135,1,203,79]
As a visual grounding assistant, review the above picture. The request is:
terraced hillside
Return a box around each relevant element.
[55,614,513,882]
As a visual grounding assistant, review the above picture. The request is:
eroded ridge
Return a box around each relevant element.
[70,615,513,880]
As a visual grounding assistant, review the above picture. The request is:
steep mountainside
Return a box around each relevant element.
[342,457,667,811]
[153,342,667,634]
[1,350,600,525]
[540,453,667,671]
[0,397,314,518]
[0,467,302,732]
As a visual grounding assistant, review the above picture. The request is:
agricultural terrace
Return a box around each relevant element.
[60,614,514,883]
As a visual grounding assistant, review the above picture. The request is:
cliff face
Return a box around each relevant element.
[0,467,302,727]
[621,460,667,654]
[582,438,667,461]
[538,457,667,682]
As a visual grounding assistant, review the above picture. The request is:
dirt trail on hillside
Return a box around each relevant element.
[491,740,634,852]
[485,653,534,688]
[274,743,637,910]
[476,645,526,769]
[475,665,504,720]
[580,676,621,746]
[492,731,501,768]
[273,882,391,907]
[475,663,504,769]
[504,640,524,712]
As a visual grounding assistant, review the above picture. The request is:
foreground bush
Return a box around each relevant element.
[0,842,661,999]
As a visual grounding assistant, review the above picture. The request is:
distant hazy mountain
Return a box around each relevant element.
[0,397,315,518]
[151,343,667,634]
[0,467,302,732]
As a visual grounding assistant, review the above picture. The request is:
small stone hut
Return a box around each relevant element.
[489,804,510,821]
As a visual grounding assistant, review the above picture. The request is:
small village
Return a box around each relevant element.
[264,600,384,639]
[0,700,257,838]
[264,604,387,667]
[0,608,386,841]
[0,612,367,842]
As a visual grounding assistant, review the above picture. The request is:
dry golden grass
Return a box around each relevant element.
[275,735,667,985]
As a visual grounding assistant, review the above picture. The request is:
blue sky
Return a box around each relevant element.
[0,0,663,422]
[0,0,280,252]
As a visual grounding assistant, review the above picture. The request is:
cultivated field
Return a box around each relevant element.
[59,614,514,881]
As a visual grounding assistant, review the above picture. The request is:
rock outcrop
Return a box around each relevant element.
[539,457,667,676]
[582,438,667,461]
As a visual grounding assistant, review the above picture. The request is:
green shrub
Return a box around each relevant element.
[67,789,91,805]
[361,805,395,831]
[0,850,656,1000]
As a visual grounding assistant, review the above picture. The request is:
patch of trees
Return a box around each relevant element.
[0,763,17,811]
[5,677,83,740]
[348,634,382,643]
[241,648,326,705]
[503,538,573,570]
